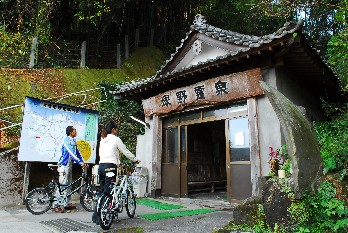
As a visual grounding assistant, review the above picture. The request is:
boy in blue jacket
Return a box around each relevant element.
[53,126,86,213]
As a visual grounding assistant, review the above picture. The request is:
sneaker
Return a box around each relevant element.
[64,205,76,210]
[53,207,65,213]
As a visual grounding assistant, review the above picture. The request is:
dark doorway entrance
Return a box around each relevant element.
[187,120,227,197]
[161,102,252,202]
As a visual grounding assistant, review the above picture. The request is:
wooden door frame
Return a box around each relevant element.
[161,102,250,198]
[225,119,231,200]
[179,125,188,197]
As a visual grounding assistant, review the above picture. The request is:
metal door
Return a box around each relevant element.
[226,117,252,201]
[161,127,180,196]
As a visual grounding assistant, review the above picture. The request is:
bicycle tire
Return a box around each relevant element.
[80,183,99,212]
[97,194,114,230]
[25,188,52,215]
[125,190,136,218]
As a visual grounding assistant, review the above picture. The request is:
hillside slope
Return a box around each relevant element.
[0,46,165,147]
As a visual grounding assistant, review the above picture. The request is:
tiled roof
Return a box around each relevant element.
[190,14,301,47]
[111,15,303,95]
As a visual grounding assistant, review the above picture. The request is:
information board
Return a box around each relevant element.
[18,97,99,163]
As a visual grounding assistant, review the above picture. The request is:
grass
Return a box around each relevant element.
[115,227,144,233]
[0,46,165,142]
[136,198,185,210]
[0,46,165,108]
[138,208,216,221]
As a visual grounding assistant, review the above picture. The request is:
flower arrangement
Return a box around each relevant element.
[268,146,283,173]
[268,145,289,174]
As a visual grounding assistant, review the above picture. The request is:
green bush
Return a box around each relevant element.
[301,180,348,232]
[314,111,348,173]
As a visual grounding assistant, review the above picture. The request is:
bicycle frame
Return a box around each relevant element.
[97,164,136,212]
[96,162,137,229]
[110,174,132,207]
[57,175,89,198]
[48,165,90,200]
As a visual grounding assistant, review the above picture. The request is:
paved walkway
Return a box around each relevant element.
[0,194,237,233]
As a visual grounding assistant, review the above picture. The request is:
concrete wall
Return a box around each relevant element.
[135,115,162,196]
[256,67,324,180]
[0,149,24,207]
[275,67,325,122]
[256,68,282,177]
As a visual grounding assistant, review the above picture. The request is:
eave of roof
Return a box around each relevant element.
[111,15,342,102]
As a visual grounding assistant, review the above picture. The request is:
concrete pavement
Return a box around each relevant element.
[0,195,236,233]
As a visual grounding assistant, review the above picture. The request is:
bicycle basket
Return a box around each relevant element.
[119,163,136,175]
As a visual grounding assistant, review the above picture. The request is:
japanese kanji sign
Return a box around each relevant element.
[142,68,264,117]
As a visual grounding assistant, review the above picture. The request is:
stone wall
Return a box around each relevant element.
[260,81,323,196]
[0,149,24,207]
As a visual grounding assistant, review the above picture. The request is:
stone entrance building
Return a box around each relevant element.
[112,15,342,202]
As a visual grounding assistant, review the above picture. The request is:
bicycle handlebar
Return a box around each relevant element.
[47,163,89,173]
[119,161,140,167]
[48,164,59,167]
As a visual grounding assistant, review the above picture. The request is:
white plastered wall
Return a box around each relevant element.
[135,114,161,196]
[257,68,282,177]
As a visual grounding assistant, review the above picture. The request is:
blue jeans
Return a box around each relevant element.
[92,163,117,223]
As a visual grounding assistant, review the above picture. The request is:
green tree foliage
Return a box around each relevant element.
[251,0,344,55]
[0,0,289,67]
[194,0,286,35]
[0,0,58,67]
[97,82,145,154]
[327,0,348,91]
[0,29,31,67]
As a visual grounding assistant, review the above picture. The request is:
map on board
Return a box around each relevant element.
[18,97,99,163]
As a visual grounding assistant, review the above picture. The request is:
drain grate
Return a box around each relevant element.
[41,218,91,233]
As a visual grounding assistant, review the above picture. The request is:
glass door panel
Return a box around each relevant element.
[229,118,250,162]
[161,127,180,196]
[228,117,252,201]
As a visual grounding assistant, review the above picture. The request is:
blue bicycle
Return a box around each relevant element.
[25,164,99,215]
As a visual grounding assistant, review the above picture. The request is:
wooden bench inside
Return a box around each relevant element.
[188,180,226,193]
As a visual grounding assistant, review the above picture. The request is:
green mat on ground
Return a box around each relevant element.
[136,198,185,210]
[138,208,216,221]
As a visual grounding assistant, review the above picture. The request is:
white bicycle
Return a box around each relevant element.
[97,162,137,230]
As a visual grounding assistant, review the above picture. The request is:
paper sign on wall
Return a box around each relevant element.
[234,132,245,146]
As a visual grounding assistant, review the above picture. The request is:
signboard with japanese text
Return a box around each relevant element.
[18,97,99,163]
[142,68,264,117]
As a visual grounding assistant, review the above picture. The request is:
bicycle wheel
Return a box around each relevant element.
[125,190,136,218]
[97,194,114,230]
[25,188,52,215]
[80,183,99,212]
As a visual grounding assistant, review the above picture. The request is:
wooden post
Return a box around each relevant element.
[80,41,86,68]
[125,35,129,60]
[22,162,31,204]
[117,43,121,69]
[29,37,38,68]
[135,28,139,48]
[149,28,154,46]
